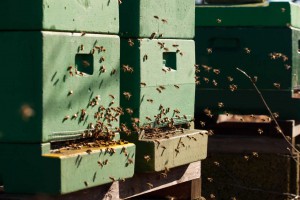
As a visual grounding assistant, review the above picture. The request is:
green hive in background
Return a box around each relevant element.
[119,0,195,39]
[194,1,300,121]
[0,139,136,194]
[120,38,208,172]
[0,32,120,143]
[0,0,119,33]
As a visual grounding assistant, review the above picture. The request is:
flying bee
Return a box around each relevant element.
[174,109,180,114]
[227,76,234,82]
[128,38,134,46]
[156,88,162,93]
[110,69,116,75]
[244,48,251,54]
[199,121,205,127]
[82,60,90,67]
[90,48,95,54]
[218,102,224,108]
[273,83,280,89]
[179,51,184,56]
[122,64,134,73]
[154,15,159,19]
[162,68,167,73]
[80,44,84,51]
[173,44,179,47]
[216,18,222,23]
[161,19,168,23]
[109,177,115,182]
[140,82,146,87]
[159,85,166,90]
[244,155,249,161]
[212,79,218,86]
[213,69,220,74]
[146,116,152,121]
[126,108,133,115]
[131,118,140,123]
[258,128,263,134]
[100,66,106,73]
[273,112,279,118]
[203,77,209,83]
[207,48,212,54]
[158,42,165,48]
[67,66,73,71]
[202,65,212,72]
[207,177,213,183]
[147,183,153,189]
[143,54,148,61]
[252,152,259,157]
[99,56,105,63]
[144,155,151,162]
[63,115,70,122]
[163,47,169,52]
[229,84,238,92]
[123,92,132,100]
[127,158,133,164]
[174,84,180,89]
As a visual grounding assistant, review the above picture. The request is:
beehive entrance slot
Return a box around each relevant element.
[75,54,94,75]
[163,52,177,71]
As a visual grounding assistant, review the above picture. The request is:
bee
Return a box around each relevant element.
[244,48,251,54]
[276,126,283,134]
[126,108,133,115]
[162,68,167,73]
[147,99,154,103]
[244,155,249,161]
[207,177,213,182]
[161,19,168,23]
[118,0,122,4]
[163,47,169,52]
[109,177,115,182]
[67,66,73,71]
[128,38,134,46]
[146,116,152,121]
[252,152,259,157]
[149,32,157,39]
[68,90,73,96]
[174,109,180,114]
[161,145,166,149]
[143,54,148,61]
[156,88,162,93]
[90,48,95,54]
[258,128,263,134]
[110,69,116,75]
[216,18,222,23]
[273,112,279,118]
[172,44,179,47]
[81,32,86,36]
[80,109,86,120]
[227,76,234,82]
[99,56,105,63]
[207,130,214,135]
[103,159,108,165]
[281,7,286,12]
[146,183,153,189]
[160,172,168,178]
[131,118,140,123]
[195,80,200,85]
[212,79,218,86]
[229,84,238,92]
[100,66,106,73]
[154,15,159,19]
[183,115,187,119]
[158,33,163,38]
[179,51,184,56]
[202,65,212,72]
[123,92,132,100]
[86,149,92,154]
[187,135,191,139]
[127,158,133,164]
[207,48,213,54]
[175,148,180,153]
[97,161,103,167]
[110,148,116,154]
[72,113,78,119]
[213,161,220,167]
[154,139,160,145]
[144,155,151,162]
[213,69,220,74]
[63,115,70,122]
[218,102,224,108]
[82,60,90,67]
[174,84,180,89]
[158,42,165,48]
[273,83,280,89]
[210,194,216,199]
[199,121,205,127]
[140,82,147,87]
[122,64,134,73]
[84,181,88,187]
[80,44,84,51]
[285,64,291,70]
[159,85,166,90]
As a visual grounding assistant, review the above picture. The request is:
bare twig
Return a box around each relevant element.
[236,67,300,156]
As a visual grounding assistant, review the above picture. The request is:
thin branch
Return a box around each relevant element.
[236,67,300,156]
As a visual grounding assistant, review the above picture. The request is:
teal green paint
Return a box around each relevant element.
[0,0,119,33]
[0,143,135,194]
[0,32,120,143]
[194,26,300,120]
[129,130,207,172]
[196,1,300,28]
[120,39,196,128]
[119,0,195,39]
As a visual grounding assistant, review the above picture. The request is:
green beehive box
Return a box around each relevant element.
[119,0,195,39]
[196,1,300,28]
[120,38,196,127]
[0,141,135,194]
[0,32,120,143]
[120,38,208,172]
[194,2,300,120]
[0,0,119,33]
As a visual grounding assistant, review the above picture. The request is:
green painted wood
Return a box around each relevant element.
[196,1,300,28]
[0,32,120,143]
[120,38,195,128]
[126,129,208,172]
[194,26,300,119]
[0,142,135,194]
[0,0,119,33]
[119,0,195,39]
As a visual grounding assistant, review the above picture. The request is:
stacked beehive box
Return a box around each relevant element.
[195,1,300,121]
[0,1,136,194]
[119,0,208,172]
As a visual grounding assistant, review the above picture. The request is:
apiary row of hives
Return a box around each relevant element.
[0,0,208,195]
